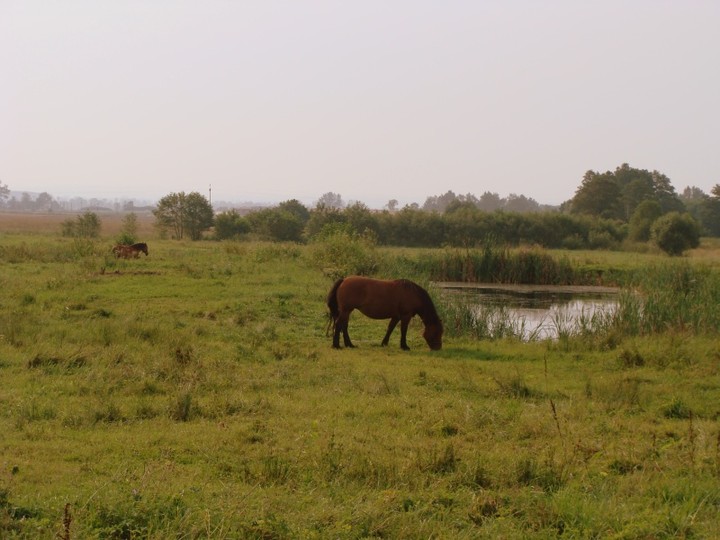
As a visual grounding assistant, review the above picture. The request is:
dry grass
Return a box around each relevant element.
[0,211,157,238]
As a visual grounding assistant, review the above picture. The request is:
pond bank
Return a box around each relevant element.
[433,282,620,295]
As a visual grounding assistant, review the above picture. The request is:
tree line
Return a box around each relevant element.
[5,162,719,255]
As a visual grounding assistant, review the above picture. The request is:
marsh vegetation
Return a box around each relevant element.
[1,226,719,538]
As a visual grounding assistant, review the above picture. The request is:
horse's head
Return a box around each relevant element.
[423,321,443,350]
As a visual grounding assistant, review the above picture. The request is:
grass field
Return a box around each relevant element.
[1,223,719,538]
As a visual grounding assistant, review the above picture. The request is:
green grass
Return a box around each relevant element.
[1,234,719,538]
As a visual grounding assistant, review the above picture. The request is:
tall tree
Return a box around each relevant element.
[315,192,344,209]
[628,200,662,242]
[699,184,720,236]
[423,190,458,212]
[569,164,684,221]
[477,191,503,212]
[278,199,310,224]
[0,180,9,205]
[153,191,214,240]
[651,171,684,214]
[570,171,623,219]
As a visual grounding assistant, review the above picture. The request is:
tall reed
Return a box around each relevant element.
[407,246,600,285]
[618,262,720,335]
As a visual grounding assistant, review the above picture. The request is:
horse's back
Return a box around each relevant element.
[337,276,415,319]
[130,242,148,255]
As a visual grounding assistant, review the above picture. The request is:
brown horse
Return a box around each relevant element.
[112,244,131,258]
[112,242,149,259]
[327,276,443,350]
[130,242,149,257]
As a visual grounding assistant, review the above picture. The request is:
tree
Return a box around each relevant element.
[0,180,10,206]
[478,191,503,212]
[278,199,310,224]
[247,208,304,242]
[423,190,458,212]
[61,212,101,238]
[153,191,214,240]
[35,192,55,212]
[568,164,684,221]
[651,212,701,256]
[628,200,662,242]
[315,192,344,209]
[215,209,250,240]
[569,171,623,219]
[651,171,684,214]
[504,193,540,213]
[343,202,379,238]
[698,184,720,236]
[117,212,138,244]
[305,205,346,238]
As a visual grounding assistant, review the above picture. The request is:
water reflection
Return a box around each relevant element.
[437,283,619,340]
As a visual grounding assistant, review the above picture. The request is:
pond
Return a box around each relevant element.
[435,282,620,340]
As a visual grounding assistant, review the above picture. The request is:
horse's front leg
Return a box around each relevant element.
[381,318,399,346]
[399,318,411,350]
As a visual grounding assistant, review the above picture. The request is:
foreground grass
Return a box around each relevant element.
[1,235,719,538]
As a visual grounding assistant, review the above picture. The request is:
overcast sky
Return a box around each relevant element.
[2,1,719,208]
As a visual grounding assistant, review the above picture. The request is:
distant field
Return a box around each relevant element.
[0,211,157,237]
[1,228,719,538]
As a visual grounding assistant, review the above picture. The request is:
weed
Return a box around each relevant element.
[260,456,293,486]
[172,392,193,422]
[426,443,459,474]
[242,512,292,539]
[515,455,565,492]
[609,459,642,475]
[663,397,693,419]
[619,348,645,367]
[94,402,124,424]
[495,374,536,399]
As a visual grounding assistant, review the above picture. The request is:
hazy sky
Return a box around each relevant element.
[2,1,719,207]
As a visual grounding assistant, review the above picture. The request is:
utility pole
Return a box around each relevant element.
[209,184,212,206]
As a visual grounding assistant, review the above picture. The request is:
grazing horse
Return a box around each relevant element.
[327,276,443,350]
[112,242,149,259]
[112,244,131,258]
[130,242,149,257]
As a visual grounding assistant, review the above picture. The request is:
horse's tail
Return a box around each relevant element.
[325,278,344,336]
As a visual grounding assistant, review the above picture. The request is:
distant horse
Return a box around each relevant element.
[112,242,148,259]
[130,243,149,257]
[327,276,443,350]
[112,244,131,258]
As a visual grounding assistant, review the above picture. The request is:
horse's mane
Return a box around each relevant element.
[398,280,442,326]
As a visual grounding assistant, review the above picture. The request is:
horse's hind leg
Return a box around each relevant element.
[333,313,355,348]
[381,318,399,346]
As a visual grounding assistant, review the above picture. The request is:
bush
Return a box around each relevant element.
[309,224,378,279]
[651,212,701,256]
[215,210,251,240]
[61,212,102,238]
